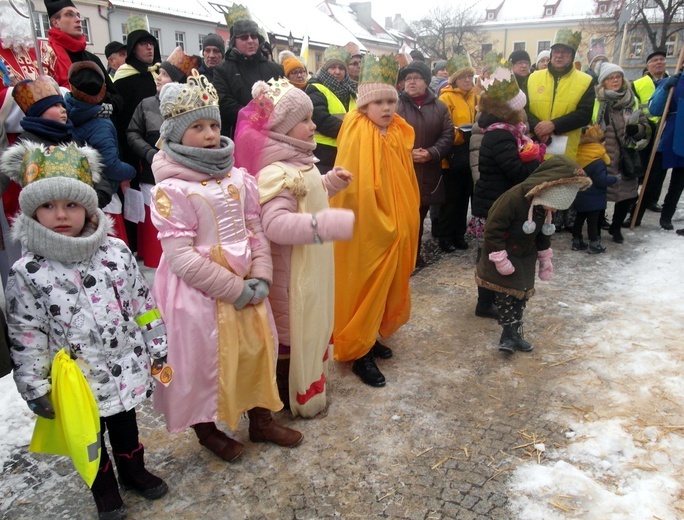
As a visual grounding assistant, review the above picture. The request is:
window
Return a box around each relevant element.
[545,7,554,16]
[513,42,526,51]
[199,34,207,51]
[150,28,162,54]
[487,11,495,20]
[666,35,677,57]
[537,40,551,54]
[175,31,185,50]
[121,23,128,44]
[34,12,90,43]
[207,2,230,13]
[629,37,644,58]
[481,43,492,59]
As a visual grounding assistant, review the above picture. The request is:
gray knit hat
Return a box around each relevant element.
[597,62,624,85]
[0,141,101,218]
[159,71,221,144]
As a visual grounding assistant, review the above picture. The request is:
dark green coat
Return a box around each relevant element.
[476,156,591,299]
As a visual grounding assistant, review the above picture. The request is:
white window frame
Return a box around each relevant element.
[537,40,551,54]
[666,35,677,57]
[513,41,526,51]
[629,36,644,58]
[150,28,162,54]
[175,31,185,50]
[199,34,207,51]
[545,7,554,15]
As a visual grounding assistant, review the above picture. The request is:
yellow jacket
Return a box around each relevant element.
[438,85,478,146]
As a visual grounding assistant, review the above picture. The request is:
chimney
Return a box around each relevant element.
[350,2,372,28]
[385,16,392,29]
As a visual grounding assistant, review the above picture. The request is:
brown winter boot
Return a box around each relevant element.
[90,459,126,520]
[113,443,168,500]
[192,422,244,462]
[247,407,303,447]
[275,357,291,410]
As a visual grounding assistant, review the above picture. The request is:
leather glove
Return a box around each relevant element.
[538,248,554,281]
[28,395,55,419]
[233,283,255,310]
[489,250,515,275]
[625,124,639,137]
[245,278,269,304]
[663,73,681,91]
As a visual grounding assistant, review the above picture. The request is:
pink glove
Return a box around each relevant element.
[313,208,355,242]
[489,250,515,275]
[538,248,554,281]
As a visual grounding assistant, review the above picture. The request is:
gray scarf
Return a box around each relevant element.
[163,136,235,177]
[14,209,109,263]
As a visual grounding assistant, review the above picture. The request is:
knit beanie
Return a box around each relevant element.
[536,50,550,66]
[283,57,306,77]
[202,33,225,57]
[509,50,531,64]
[68,61,106,104]
[159,46,201,83]
[159,71,220,144]
[0,141,101,218]
[252,79,313,135]
[432,60,447,74]
[12,76,64,117]
[399,61,431,83]
[44,0,75,18]
[597,62,624,84]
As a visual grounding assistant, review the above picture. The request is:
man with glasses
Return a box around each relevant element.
[198,34,225,83]
[526,29,595,161]
[213,19,283,138]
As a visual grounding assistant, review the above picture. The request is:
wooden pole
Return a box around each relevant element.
[630,44,684,229]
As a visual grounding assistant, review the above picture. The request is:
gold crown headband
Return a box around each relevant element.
[160,69,218,119]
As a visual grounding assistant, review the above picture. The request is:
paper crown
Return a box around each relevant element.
[344,41,362,58]
[359,54,399,86]
[165,46,201,77]
[21,144,94,188]
[481,62,520,104]
[126,14,149,35]
[323,45,351,65]
[12,75,62,114]
[263,77,297,106]
[224,3,251,27]
[482,51,504,69]
[553,29,582,52]
[160,69,218,119]
[446,54,472,76]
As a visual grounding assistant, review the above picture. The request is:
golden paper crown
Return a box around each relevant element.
[359,54,399,86]
[481,62,521,104]
[166,46,201,77]
[224,3,251,27]
[160,69,218,119]
[12,75,62,114]
[446,54,472,76]
[323,45,351,65]
[553,29,582,52]
[265,77,297,106]
[125,14,149,35]
[22,144,94,188]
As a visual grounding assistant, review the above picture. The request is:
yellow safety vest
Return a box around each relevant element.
[528,68,593,160]
[633,75,660,124]
[309,83,356,148]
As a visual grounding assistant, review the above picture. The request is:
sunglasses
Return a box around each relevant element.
[236,33,259,42]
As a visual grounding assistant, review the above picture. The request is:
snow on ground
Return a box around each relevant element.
[507,228,684,519]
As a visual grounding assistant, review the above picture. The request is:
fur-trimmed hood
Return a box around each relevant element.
[520,155,592,199]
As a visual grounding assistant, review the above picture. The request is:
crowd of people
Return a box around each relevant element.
[0,2,683,518]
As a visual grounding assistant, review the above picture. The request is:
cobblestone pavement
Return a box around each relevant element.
[0,216,664,520]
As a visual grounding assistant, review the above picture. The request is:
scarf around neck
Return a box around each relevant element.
[255,132,317,172]
[20,117,74,142]
[163,136,235,177]
[316,69,356,108]
[47,28,87,86]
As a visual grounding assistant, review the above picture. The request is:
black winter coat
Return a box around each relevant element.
[114,72,157,167]
[126,95,162,185]
[213,48,284,137]
[473,113,540,218]
[397,90,455,206]
[573,158,616,212]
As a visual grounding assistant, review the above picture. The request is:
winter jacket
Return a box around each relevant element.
[438,85,478,146]
[114,70,157,166]
[469,119,484,183]
[593,84,649,202]
[572,158,616,212]
[126,95,163,185]
[650,76,684,169]
[476,156,589,299]
[65,93,135,190]
[472,113,540,218]
[213,48,284,137]
[7,237,167,416]
[397,89,454,206]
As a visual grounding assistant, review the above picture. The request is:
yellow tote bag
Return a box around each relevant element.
[29,349,101,487]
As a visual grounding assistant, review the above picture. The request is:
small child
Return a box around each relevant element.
[1,142,168,519]
[476,155,592,353]
[150,70,302,461]
[234,78,354,417]
[65,62,136,244]
[329,55,421,387]
[572,125,617,254]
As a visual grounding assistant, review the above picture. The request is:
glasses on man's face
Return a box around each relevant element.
[237,33,259,42]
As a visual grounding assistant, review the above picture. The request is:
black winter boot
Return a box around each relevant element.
[275,357,290,410]
[113,443,168,500]
[352,350,386,387]
[475,287,499,319]
[91,459,126,520]
[499,325,518,353]
[571,236,588,251]
[587,240,606,254]
[512,323,533,352]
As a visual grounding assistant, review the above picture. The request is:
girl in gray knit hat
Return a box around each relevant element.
[1,141,169,519]
[150,70,302,462]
